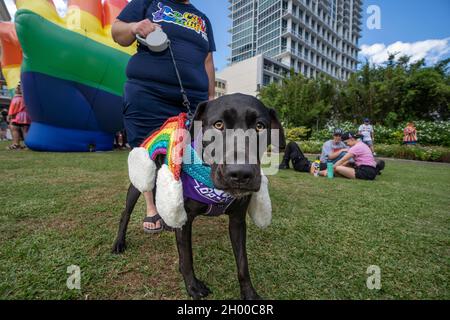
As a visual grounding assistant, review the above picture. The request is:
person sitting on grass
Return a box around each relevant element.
[278,140,312,172]
[279,128,350,172]
[317,128,350,170]
[322,132,380,180]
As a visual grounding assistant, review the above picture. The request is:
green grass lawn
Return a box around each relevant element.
[0,141,449,300]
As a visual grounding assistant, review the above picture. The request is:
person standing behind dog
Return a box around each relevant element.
[358,118,375,155]
[112,0,216,233]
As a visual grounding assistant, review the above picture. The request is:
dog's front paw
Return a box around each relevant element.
[111,240,127,254]
[187,279,212,300]
[241,289,262,300]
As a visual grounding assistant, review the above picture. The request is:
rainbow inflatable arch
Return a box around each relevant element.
[0,0,136,152]
[0,22,22,96]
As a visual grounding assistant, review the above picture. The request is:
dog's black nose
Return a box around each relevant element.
[224,165,254,185]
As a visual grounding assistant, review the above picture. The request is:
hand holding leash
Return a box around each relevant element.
[136,29,193,117]
[132,19,160,39]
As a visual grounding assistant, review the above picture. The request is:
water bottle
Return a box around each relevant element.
[327,161,334,179]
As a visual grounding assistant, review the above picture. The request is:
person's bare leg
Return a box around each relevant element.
[20,126,29,148]
[143,191,161,230]
[21,126,29,140]
[335,166,356,179]
[10,125,21,147]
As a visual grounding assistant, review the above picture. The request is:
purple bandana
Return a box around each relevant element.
[181,172,235,216]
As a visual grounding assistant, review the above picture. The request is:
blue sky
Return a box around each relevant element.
[360,0,450,44]
[358,0,450,66]
[6,0,450,70]
[192,0,450,70]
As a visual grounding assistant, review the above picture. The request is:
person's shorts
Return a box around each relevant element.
[123,80,205,148]
[362,140,373,146]
[404,141,417,145]
[13,111,32,126]
[0,122,8,130]
[355,165,377,180]
[11,122,30,128]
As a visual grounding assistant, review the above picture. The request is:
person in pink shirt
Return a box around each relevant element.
[331,132,379,180]
[7,84,31,150]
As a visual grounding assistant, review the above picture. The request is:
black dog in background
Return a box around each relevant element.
[112,94,285,300]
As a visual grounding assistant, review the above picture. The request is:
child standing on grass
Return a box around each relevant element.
[359,118,376,155]
[7,84,31,150]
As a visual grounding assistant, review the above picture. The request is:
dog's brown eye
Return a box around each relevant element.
[256,122,266,132]
[214,121,224,130]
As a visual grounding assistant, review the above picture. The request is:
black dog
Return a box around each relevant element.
[112,94,285,300]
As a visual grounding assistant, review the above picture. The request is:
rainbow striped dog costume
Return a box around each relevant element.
[140,113,189,181]
[128,113,272,229]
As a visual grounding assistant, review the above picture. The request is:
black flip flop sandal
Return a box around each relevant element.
[143,214,164,234]
[7,144,21,150]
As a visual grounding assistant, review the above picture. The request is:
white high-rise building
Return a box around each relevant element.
[225,0,363,87]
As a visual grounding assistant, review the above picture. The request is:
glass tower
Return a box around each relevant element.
[228,0,363,80]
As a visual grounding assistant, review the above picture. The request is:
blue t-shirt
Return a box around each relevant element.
[117,0,216,94]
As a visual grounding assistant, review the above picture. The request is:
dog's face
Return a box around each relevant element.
[190,93,285,198]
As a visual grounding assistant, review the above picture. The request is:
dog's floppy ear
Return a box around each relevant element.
[189,100,209,137]
[268,108,286,151]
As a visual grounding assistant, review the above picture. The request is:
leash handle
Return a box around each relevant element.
[167,40,193,118]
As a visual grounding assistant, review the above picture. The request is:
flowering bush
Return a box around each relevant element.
[307,121,450,146]
[286,121,450,162]
[374,144,450,162]
[289,140,450,163]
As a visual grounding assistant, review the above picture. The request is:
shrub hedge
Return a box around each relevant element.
[294,141,450,163]
[299,121,450,147]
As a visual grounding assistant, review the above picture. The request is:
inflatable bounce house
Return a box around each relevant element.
[0,22,22,97]
[0,0,135,152]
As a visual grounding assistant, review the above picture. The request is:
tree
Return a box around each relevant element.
[258,57,450,129]
[259,73,335,128]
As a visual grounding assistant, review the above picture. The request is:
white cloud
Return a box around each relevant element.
[4,0,68,18]
[4,0,17,18]
[53,0,68,17]
[360,38,450,65]
[7,1,119,17]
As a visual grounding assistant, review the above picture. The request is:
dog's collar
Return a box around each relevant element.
[181,171,235,216]
[181,145,235,215]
